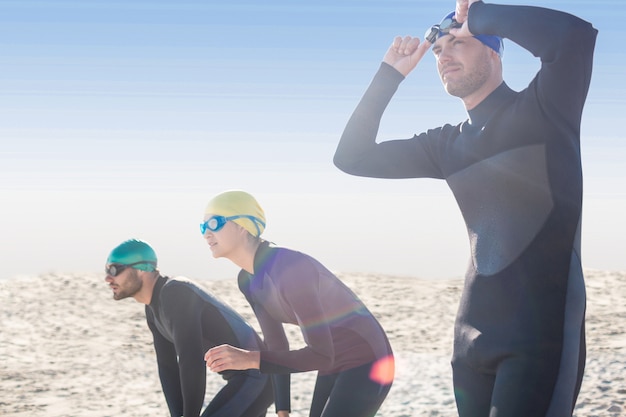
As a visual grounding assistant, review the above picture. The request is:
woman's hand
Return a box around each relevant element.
[204,344,261,373]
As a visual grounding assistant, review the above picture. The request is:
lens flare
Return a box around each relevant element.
[369,355,395,385]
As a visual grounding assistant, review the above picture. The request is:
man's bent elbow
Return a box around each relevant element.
[333,151,359,176]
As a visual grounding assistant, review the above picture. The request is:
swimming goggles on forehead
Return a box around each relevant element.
[200,214,265,236]
[424,16,462,43]
[105,261,156,277]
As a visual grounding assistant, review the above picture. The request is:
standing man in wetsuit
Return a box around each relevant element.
[333,0,597,416]
[104,239,274,417]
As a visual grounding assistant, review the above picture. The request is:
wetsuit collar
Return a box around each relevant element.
[149,275,168,308]
[252,241,274,274]
[238,241,277,289]
[466,82,516,129]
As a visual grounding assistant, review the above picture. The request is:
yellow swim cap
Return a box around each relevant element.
[204,190,266,237]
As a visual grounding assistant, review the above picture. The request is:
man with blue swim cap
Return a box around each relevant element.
[104,239,273,417]
[425,10,503,57]
[335,0,597,415]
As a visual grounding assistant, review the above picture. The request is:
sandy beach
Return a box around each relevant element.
[1,269,624,416]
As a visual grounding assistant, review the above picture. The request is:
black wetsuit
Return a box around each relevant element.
[334,3,597,416]
[238,242,394,417]
[146,275,273,417]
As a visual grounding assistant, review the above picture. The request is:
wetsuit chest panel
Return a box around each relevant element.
[149,308,175,343]
[252,272,298,324]
[447,144,554,276]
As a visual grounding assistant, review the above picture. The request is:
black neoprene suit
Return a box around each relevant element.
[146,275,273,417]
[238,242,394,417]
[334,2,597,416]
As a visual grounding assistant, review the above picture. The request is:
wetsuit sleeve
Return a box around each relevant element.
[467,1,597,130]
[333,62,447,179]
[259,256,339,374]
[246,295,292,413]
[146,308,184,417]
[160,284,208,417]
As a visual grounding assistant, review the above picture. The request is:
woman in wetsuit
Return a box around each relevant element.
[200,190,394,417]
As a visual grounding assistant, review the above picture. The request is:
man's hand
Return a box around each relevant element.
[277,411,290,417]
[455,0,479,24]
[383,35,432,77]
[204,344,260,373]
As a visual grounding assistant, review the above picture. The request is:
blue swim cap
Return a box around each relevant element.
[106,239,157,272]
[436,11,503,57]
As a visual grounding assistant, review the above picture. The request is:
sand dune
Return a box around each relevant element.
[1,269,624,416]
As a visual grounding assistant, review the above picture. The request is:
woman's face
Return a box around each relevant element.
[202,214,243,259]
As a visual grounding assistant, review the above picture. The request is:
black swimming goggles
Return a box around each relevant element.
[105,261,156,277]
[424,16,462,43]
[200,214,265,236]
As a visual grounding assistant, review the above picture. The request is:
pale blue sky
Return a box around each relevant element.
[1,0,624,280]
